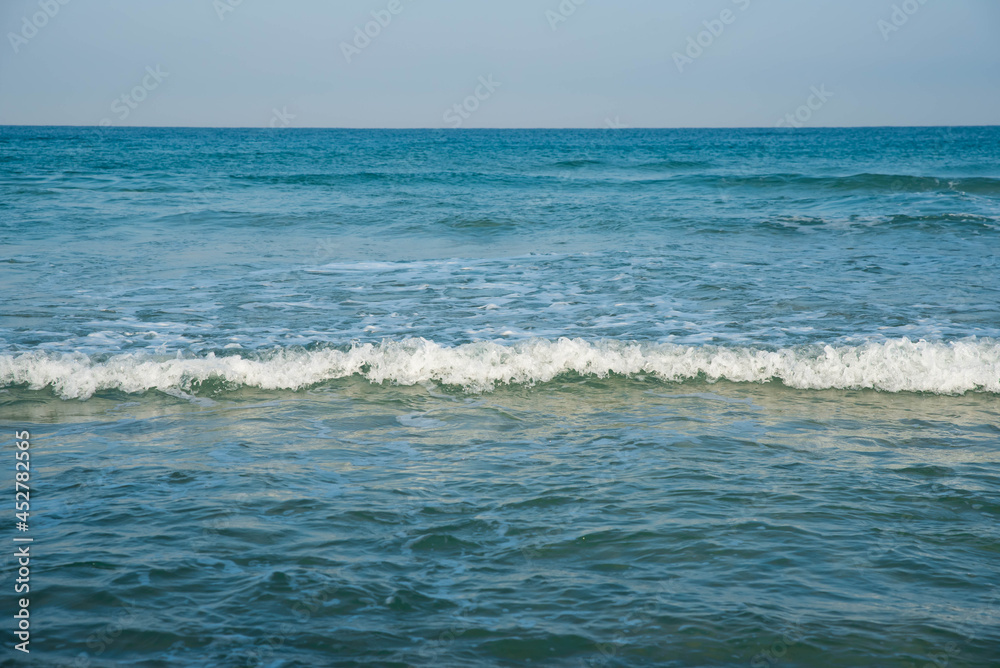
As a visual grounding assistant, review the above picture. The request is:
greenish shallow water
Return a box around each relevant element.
[3,378,999,667]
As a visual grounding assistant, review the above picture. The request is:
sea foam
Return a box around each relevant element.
[1,337,997,399]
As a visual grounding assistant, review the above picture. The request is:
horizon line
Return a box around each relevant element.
[1,124,998,131]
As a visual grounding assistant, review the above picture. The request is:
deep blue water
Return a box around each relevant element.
[1,126,999,667]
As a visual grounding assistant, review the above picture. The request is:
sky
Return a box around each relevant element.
[1,0,998,128]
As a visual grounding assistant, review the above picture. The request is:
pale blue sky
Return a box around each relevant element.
[1,0,998,128]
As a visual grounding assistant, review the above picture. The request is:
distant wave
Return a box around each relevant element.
[1,338,997,399]
[760,212,998,231]
[552,159,604,168]
[231,172,392,186]
[707,173,1000,195]
[220,171,1000,196]
[631,159,713,170]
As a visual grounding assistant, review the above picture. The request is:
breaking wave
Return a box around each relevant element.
[1,337,998,399]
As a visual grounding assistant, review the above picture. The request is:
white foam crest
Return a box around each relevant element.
[0,337,997,399]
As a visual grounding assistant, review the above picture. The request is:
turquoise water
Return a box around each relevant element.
[1,126,999,666]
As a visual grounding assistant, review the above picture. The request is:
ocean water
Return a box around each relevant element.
[1,126,999,667]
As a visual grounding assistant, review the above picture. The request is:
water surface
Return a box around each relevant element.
[1,126,999,667]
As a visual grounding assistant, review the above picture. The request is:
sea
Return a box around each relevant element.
[1,126,999,667]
